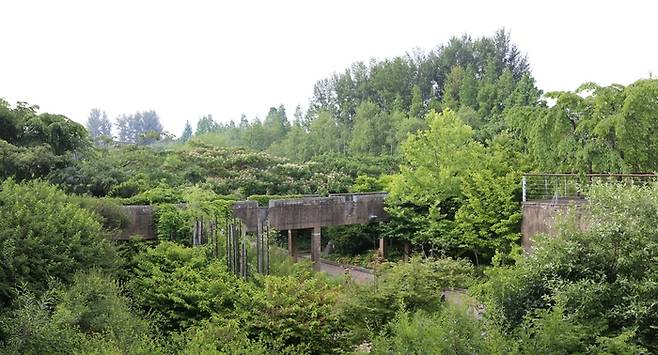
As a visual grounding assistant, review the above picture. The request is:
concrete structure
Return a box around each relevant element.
[233,193,389,270]
[116,205,156,240]
[521,199,587,251]
[115,193,389,271]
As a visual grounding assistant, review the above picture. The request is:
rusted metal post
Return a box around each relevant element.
[311,226,321,271]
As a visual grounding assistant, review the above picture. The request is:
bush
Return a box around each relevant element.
[247,194,308,206]
[340,257,476,338]
[0,272,161,355]
[0,180,120,307]
[180,319,269,354]
[128,242,241,331]
[475,183,658,351]
[370,306,512,355]
[73,195,129,231]
[235,270,350,354]
[154,204,192,245]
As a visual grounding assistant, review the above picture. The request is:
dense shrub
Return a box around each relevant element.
[0,180,120,307]
[247,194,309,206]
[73,195,129,231]
[475,183,658,351]
[0,272,161,355]
[234,270,350,354]
[340,257,476,338]
[180,319,270,354]
[128,242,241,331]
[154,204,192,245]
[369,306,512,355]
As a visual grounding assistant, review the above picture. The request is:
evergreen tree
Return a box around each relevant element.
[86,108,112,139]
[195,115,217,135]
[180,121,193,142]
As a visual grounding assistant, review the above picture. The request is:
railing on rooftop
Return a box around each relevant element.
[522,173,657,203]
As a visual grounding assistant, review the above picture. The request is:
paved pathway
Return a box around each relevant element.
[299,254,374,284]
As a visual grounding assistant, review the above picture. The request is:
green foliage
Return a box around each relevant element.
[247,194,308,206]
[235,271,350,354]
[369,306,512,355]
[0,100,89,181]
[0,272,161,355]
[179,120,193,143]
[128,242,241,331]
[476,183,658,351]
[154,204,192,244]
[507,79,658,173]
[341,257,475,334]
[115,110,163,144]
[349,175,384,192]
[86,108,112,141]
[180,320,270,354]
[0,180,120,307]
[72,195,129,231]
[455,170,521,264]
[123,184,182,205]
[50,272,152,353]
[324,224,379,257]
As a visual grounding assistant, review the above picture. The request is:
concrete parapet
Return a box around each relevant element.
[116,205,156,240]
[521,199,587,251]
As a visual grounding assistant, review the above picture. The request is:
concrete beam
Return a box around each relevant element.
[233,193,388,232]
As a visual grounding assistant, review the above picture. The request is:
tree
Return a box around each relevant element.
[262,105,290,147]
[349,101,392,155]
[384,110,487,251]
[442,65,465,110]
[195,115,217,135]
[459,65,479,109]
[85,108,112,140]
[307,110,341,156]
[180,121,193,142]
[115,111,163,144]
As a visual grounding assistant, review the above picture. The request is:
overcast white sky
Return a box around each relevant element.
[1,0,656,136]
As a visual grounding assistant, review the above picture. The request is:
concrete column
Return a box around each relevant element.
[287,229,298,261]
[311,226,321,271]
[378,237,387,258]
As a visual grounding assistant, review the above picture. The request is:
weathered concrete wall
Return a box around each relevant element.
[232,201,266,232]
[115,193,388,239]
[116,205,156,240]
[233,192,388,232]
[521,199,587,251]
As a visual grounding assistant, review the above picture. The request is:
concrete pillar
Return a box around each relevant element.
[311,226,321,271]
[287,229,298,261]
[378,237,387,258]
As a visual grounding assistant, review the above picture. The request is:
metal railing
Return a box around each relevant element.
[522,173,657,203]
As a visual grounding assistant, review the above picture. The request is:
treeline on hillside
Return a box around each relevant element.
[179,29,540,161]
